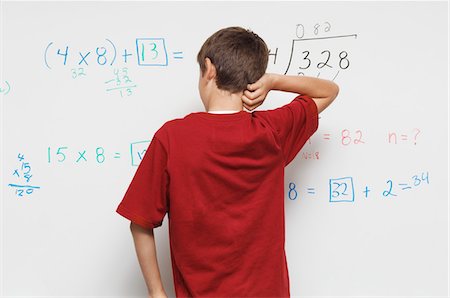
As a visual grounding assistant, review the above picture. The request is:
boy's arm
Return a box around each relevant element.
[271,74,339,113]
[243,73,339,113]
[130,222,168,298]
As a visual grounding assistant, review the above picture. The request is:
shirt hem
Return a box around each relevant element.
[116,204,163,229]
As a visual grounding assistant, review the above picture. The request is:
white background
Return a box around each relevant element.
[1,1,448,297]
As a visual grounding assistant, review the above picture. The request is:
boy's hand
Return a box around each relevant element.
[241,73,274,111]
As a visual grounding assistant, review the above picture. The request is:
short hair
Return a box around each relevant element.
[197,26,269,93]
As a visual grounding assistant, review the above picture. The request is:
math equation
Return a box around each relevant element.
[287,171,430,202]
[43,37,183,97]
[39,22,356,97]
[8,153,41,198]
[44,37,182,69]
[46,140,149,167]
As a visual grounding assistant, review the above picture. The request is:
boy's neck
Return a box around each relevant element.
[205,89,244,112]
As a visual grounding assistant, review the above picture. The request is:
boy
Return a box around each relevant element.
[116,26,339,297]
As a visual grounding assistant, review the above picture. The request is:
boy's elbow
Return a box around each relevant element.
[331,82,339,101]
[312,83,339,114]
[327,82,339,106]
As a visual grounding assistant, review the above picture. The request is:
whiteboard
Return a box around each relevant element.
[1,1,448,297]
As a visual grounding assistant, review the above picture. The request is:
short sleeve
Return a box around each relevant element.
[116,135,170,229]
[254,94,319,166]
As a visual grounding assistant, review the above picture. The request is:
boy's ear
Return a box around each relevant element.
[204,57,216,80]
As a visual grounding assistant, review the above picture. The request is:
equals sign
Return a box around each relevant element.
[398,183,412,190]
[401,134,408,141]
[173,51,183,59]
[307,188,316,195]
[323,133,331,140]
[114,152,121,159]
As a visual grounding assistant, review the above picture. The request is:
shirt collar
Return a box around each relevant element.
[207,110,242,114]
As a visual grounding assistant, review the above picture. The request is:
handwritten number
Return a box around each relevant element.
[314,24,320,35]
[288,182,298,200]
[296,24,305,39]
[354,130,365,144]
[339,51,350,69]
[299,51,311,69]
[96,47,107,65]
[317,50,332,69]
[331,182,348,198]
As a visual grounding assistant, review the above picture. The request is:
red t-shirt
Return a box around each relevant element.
[116,94,319,297]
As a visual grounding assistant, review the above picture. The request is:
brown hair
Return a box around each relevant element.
[197,26,269,93]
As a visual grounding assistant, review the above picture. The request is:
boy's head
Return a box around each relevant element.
[197,26,268,95]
